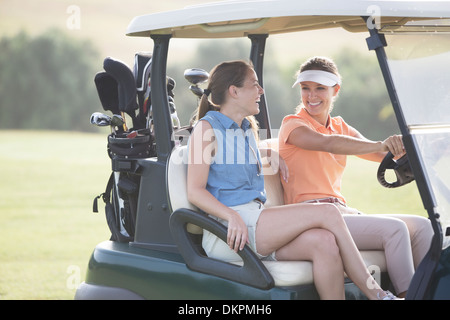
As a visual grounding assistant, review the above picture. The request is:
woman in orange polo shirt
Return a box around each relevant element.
[279,56,433,298]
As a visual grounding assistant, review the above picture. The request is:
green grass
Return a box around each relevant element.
[0,130,111,300]
[0,130,426,299]
[342,156,425,216]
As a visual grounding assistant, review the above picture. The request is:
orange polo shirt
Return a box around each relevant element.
[278,108,357,205]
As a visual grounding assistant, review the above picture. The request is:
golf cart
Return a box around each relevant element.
[76,0,450,300]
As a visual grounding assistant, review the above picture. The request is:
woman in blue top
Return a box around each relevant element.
[186,60,398,300]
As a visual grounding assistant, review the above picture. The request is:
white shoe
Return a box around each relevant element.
[377,290,403,300]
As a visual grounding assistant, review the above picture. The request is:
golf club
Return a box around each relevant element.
[111,114,125,127]
[90,112,112,126]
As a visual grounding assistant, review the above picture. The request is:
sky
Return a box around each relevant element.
[0,0,223,65]
[0,0,369,67]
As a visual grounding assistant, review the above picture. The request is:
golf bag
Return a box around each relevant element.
[91,53,178,242]
[93,171,137,242]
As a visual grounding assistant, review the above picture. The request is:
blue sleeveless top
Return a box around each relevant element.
[198,111,266,207]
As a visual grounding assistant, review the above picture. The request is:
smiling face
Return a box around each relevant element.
[300,81,340,125]
[294,57,342,125]
[234,69,264,117]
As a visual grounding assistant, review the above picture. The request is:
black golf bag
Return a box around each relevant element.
[92,53,178,242]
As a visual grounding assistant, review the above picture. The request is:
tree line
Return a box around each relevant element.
[0,30,398,139]
[0,29,99,132]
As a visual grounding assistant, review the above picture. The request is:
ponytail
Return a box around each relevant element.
[195,91,218,122]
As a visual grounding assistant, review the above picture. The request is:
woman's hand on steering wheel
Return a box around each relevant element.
[382,134,405,158]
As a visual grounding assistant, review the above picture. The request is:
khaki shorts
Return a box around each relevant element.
[202,200,276,263]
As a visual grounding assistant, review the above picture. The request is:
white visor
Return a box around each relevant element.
[292,70,340,88]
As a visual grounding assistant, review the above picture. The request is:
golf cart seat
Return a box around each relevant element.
[167,143,388,289]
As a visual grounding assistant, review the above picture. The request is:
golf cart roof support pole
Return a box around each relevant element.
[364,17,442,300]
[150,34,175,162]
[364,20,438,219]
[249,34,271,139]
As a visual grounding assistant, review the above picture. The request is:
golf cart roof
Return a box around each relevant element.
[126,0,450,38]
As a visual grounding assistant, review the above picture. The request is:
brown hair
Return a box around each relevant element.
[297,56,341,81]
[195,60,259,136]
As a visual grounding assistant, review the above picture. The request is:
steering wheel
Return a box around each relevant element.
[377,152,415,188]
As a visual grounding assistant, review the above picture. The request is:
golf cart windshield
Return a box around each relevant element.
[380,20,450,242]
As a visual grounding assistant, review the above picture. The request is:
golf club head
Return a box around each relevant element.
[90,112,112,126]
[167,76,176,98]
[184,68,209,85]
[111,114,125,127]
[134,52,152,92]
[103,57,138,114]
[94,72,120,114]
[189,85,204,98]
[168,101,176,114]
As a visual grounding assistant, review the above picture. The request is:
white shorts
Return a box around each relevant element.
[202,200,276,262]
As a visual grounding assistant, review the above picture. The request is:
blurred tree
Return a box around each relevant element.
[333,48,399,140]
[0,29,100,131]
